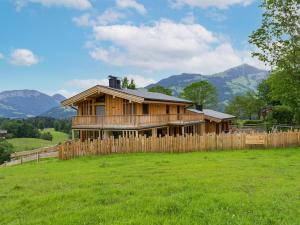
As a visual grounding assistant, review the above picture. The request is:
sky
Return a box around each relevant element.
[0,0,265,97]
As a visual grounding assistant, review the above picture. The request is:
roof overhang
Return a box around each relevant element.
[61,85,144,107]
[204,115,235,123]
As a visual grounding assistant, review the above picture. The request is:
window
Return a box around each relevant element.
[96,95,105,103]
[177,105,180,114]
[123,100,136,115]
[166,105,170,114]
[143,104,149,114]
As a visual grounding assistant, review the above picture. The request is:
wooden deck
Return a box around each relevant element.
[72,114,204,129]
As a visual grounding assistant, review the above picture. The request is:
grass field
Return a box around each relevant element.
[7,128,69,152]
[0,148,300,225]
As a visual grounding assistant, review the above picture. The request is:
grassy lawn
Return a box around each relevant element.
[7,128,69,152]
[0,148,300,225]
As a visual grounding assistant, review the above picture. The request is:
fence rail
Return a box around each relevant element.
[1,145,59,167]
[58,131,300,160]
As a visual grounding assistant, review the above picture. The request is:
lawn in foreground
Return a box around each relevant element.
[0,149,300,225]
[7,128,69,152]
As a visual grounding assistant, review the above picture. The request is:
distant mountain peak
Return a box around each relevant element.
[146,63,269,110]
[216,64,267,77]
[52,93,66,102]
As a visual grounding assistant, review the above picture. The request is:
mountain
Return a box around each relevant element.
[0,90,69,118]
[52,94,66,103]
[40,106,76,119]
[147,64,269,107]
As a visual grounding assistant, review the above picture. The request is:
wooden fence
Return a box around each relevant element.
[1,145,59,167]
[58,131,300,160]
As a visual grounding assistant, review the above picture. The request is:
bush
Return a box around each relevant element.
[0,140,13,164]
[39,132,53,141]
[271,105,294,124]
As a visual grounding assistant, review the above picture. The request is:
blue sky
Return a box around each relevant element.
[0,0,264,97]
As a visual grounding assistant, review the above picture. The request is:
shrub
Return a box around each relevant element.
[0,140,13,164]
[39,132,53,141]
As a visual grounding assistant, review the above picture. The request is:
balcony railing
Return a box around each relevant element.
[72,113,204,129]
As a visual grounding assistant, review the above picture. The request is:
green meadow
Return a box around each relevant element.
[0,148,300,225]
[7,128,69,152]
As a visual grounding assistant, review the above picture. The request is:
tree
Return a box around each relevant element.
[121,77,129,89]
[267,70,300,123]
[0,140,13,164]
[249,0,300,123]
[38,121,45,130]
[122,77,136,89]
[180,81,218,109]
[271,105,294,124]
[54,121,61,131]
[249,0,300,74]
[225,92,263,120]
[148,85,172,96]
[128,79,136,90]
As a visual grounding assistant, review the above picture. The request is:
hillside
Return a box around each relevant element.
[0,90,67,118]
[40,106,76,119]
[0,149,299,224]
[147,64,268,106]
[7,128,69,152]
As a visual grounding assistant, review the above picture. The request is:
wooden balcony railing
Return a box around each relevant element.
[72,113,204,129]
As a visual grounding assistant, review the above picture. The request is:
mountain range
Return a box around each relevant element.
[147,64,269,107]
[0,90,75,119]
[0,64,268,119]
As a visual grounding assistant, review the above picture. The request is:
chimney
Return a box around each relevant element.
[195,104,203,111]
[108,75,121,89]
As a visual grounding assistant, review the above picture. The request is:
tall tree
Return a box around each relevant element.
[180,81,218,109]
[121,77,129,89]
[249,0,300,123]
[148,85,172,96]
[128,79,136,90]
[225,92,263,120]
[249,0,300,74]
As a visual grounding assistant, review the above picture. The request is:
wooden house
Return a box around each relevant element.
[203,109,235,134]
[62,76,205,140]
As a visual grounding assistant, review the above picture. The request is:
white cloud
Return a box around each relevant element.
[0,53,4,59]
[10,49,40,66]
[55,89,78,98]
[65,78,108,89]
[72,14,92,27]
[116,0,146,15]
[124,75,156,87]
[73,10,126,27]
[15,0,92,11]
[169,0,254,9]
[88,19,262,74]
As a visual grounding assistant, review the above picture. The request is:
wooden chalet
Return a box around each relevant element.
[62,76,205,140]
[203,109,236,134]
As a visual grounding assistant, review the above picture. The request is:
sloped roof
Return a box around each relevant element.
[187,109,204,114]
[203,109,236,121]
[121,88,192,103]
[61,85,192,106]
[187,108,235,122]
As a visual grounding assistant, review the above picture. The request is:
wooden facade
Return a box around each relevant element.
[62,85,205,140]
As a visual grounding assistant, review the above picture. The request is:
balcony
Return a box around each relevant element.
[72,113,204,129]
